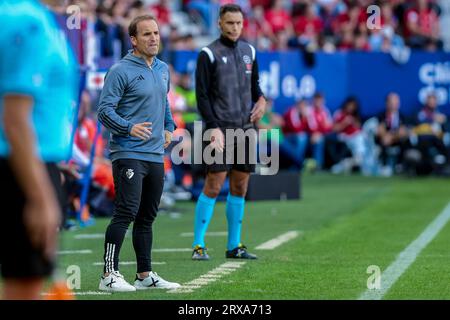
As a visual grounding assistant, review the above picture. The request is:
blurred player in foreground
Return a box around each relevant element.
[0,0,78,299]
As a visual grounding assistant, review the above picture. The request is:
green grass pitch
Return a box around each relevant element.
[54,173,450,300]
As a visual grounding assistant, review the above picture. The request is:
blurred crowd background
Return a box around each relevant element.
[56,0,449,63]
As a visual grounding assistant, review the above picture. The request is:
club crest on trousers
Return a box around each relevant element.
[126,169,134,179]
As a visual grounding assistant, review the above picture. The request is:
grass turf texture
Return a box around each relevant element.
[53,173,450,299]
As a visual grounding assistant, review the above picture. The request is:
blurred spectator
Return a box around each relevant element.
[331,96,367,173]
[150,0,173,41]
[292,2,324,48]
[95,4,121,59]
[308,92,334,169]
[175,72,197,109]
[338,28,356,50]
[73,90,115,200]
[354,30,370,51]
[404,0,442,50]
[243,5,274,50]
[250,0,272,10]
[317,0,349,37]
[265,0,294,36]
[257,99,286,164]
[316,0,347,16]
[170,33,198,51]
[151,0,172,26]
[369,25,405,53]
[273,30,291,50]
[334,0,368,50]
[416,93,447,134]
[186,0,220,34]
[332,1,367,37]
[380,1,400,31]
[375,92,409,175]
[281,97,331,170]
[411,92,448,167]
[282,99,311,169]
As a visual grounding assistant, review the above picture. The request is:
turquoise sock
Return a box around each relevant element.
[193,192,217,248]
[226,193,245,251]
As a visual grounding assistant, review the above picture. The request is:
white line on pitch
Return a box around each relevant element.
[168,261,246,294]
[92,261,166,266]
[73,291,112,296]
[199,274,222,279]
[180,231,228,237]
[41,291,112,296]
[359,201,450,300]
[57,249,92,255]
[153,248,205,252]
[74,234,104,239]
[74,232,131,240]
[255,231,301,250]
[172,289,195,293]
[60,248,197,255]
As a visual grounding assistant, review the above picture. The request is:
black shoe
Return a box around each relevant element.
[225,244,257,259]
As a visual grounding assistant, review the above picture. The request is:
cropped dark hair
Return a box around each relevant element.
[219,4,243,18]
[128,15,157,38]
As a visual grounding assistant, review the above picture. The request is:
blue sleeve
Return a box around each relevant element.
[0,16,46,97]
[164,73,176,132]
[97,66,133,136]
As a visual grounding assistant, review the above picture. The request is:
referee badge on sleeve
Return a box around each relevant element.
[243,55,252,74]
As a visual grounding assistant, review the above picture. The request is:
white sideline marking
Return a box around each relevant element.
[359,202,450,300]
[153,248,197,252]
[255,231,300,250]
[168,261,246,294]
[180,231,228,237]
[74,233,105,239]
[58,250,92,255]
[73,291,112,296]
[59,248,194,255]
[189,279,214,285]
[74,233,130,240]
[92,261,166,266]
[199,274,222,279]
[41,291,112,297]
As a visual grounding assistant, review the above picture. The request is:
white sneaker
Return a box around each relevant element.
[99,271,136,292]
[133,271,181,290]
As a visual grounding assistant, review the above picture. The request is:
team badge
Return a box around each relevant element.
[243,55,252,73]
[126,169,134,179]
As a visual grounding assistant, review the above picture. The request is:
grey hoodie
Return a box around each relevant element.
[97,51,175,163]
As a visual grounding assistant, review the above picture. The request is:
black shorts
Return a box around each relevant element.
[0,159,62,279]
[203,128,257,173]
